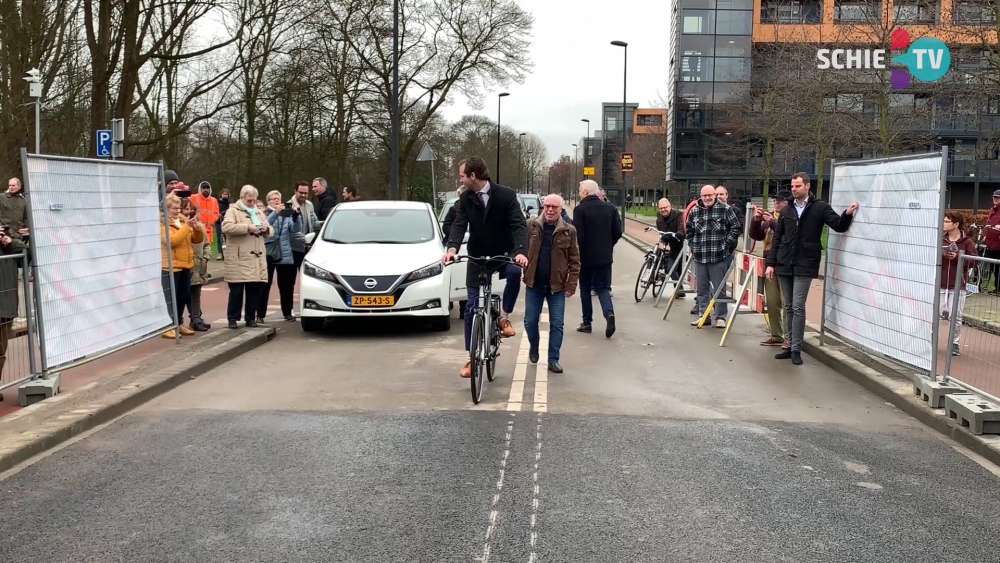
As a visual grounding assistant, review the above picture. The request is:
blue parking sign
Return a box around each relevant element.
[96,129,112,157]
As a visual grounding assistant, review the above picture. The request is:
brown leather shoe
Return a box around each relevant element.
[460,361,472,378]
[499,317,515,338]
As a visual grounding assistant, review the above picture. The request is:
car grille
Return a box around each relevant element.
[340,275,401,293]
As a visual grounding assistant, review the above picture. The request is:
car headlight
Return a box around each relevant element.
[406,261,444,282]
[303,261,337,282]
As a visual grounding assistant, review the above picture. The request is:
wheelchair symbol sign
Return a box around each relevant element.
[96,130,112,157]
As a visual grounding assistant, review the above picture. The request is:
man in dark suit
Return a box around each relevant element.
[442,157,529,379]
[573,179,622,338]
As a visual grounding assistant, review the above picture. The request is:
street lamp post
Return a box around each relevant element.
[25,68,42,154]
[572,143,578,198]
[389,0,400,199]
[581,118,591,180]
[496,92,510,184]
[611,40,628,228]
[518,132,527,193]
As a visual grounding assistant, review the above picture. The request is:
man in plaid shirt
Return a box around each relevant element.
[685,185,741,328]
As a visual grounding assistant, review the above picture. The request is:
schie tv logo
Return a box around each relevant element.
[816,29,951,89]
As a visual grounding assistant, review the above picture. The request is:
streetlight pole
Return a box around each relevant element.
[389,0,400,199]
[496,92,510,184]
[518,132,526,193]
[581,118,591,179]
[25,68,42,154]
[611,40,628,228]
[572,144,578,196]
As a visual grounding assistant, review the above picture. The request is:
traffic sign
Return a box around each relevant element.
[96,130,112,158]
[416,141,437,162]
[620,153,634,172]
[583,166,595,176]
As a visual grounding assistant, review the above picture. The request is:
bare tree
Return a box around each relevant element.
[333,0,534,198]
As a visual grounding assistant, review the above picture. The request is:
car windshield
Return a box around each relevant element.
[438,198,458,223]
[324,208,435,244]
[523,196,540,210]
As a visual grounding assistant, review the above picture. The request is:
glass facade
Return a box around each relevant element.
[601,102,638,190]
[672,0,753,176]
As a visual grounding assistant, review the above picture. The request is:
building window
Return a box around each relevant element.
[715,10,753,34]
[683,9,716,33]
[637,114,664,127]
[678,83,714,105]
[715,36,750,57]
[680,34,716,57]
[893,0,938,22]
[682,0,717,7]
[761,0,823,23]
[834,0,879,21]
[717,0,753,8]
[953,0,997,23]
[713,82,747,104]
[681,55,714,81]
[714,57,751,82]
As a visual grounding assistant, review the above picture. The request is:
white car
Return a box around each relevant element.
[437,197,507,309]
[299,201,454,332]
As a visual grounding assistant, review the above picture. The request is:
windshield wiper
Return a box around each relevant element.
[350,240,409,244]
[325,238,351,243]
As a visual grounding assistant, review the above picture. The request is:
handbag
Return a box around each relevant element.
[265,217,282,261]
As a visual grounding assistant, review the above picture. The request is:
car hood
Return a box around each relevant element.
[308,240,444,276]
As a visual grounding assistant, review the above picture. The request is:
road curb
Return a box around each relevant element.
[0,327,276,474]
[800,333,1000,467]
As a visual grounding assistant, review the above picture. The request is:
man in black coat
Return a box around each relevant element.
[443,157,528,379]
[656,198,686,296]
[573,180,622,338]
[765,172,858,365]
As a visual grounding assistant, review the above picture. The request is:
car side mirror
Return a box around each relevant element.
[303,232,316,250]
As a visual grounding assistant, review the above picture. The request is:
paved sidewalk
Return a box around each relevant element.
[623,215,1000,400]
[0,259,266,418]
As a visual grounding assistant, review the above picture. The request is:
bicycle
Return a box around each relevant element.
[634,227,675,302]
[446,254,516,404]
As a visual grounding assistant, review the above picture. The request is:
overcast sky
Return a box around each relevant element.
[438,0,672,164]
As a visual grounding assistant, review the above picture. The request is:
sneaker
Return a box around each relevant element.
[791,351,803,365]
[162,329,177,339]
[775,349,792,360]
[715,318,726,329]
[690,305,699,315]
[951,344,961,356]
[190,323,208,332]
[576,323,592,333]
[228,321,239,329]
[605,313,616,338]
[179,326,195,336]
[691,318,702,326]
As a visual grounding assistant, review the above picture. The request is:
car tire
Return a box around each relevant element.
[432,314,452,331]
[301,317,324,332]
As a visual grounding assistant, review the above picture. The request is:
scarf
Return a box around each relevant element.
[237,200,262,226]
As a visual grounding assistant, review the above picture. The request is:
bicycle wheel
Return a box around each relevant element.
[969,263,983,287]
[486,318,499,382]
[651,255,666,297]
[634,255,655,302]
[470,313,486,404]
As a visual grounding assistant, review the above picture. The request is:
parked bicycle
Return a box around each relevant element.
[634,226,674,302]
[967,222,992,291]
[446,254,514,404]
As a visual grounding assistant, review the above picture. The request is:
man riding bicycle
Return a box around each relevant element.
[441,157,529,379]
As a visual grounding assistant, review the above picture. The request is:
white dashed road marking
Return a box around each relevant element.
[480,413,516,563]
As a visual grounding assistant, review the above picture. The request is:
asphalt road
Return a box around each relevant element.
[2,239,999,562]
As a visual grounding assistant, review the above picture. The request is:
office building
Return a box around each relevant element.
[664,0,1000,206]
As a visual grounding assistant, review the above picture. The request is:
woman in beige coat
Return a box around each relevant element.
[221,184,273,328]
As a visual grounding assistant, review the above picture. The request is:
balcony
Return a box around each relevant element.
[934,114,1000,133]
[834,0,881,22]
[760,0,823,23]
[948,159,1000,179]
[952,0,998,24]
[893,0,939,23]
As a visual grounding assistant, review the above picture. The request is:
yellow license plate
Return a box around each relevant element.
[350,295,395,307]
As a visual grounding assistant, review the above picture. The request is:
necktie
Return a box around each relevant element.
[477,191,486,209]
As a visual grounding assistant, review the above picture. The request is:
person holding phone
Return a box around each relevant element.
[941,211,977,356]
[257,190,301,322]
[160,194,205,338]
[221,185,273,328]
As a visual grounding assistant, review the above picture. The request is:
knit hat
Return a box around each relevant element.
[164,170,179,184]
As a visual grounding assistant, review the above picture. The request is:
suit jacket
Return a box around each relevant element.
[446,182,528,286]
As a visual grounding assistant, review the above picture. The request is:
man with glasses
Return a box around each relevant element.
[289,181,320,270]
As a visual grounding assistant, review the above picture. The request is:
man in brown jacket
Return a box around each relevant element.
[523,194,581,373]
[748,190,791,348]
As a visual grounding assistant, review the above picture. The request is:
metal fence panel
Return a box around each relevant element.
[20,152,172,371]
[0,253,38,392]
[943,253,1000,403]
[822,152,946,373]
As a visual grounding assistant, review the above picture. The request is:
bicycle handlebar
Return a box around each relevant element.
[644,226,676,238]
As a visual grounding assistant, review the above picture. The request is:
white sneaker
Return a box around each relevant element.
[715,318,726,329]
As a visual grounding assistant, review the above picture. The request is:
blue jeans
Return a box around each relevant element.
[524,286,566,363]
[694,260,729,321]
[580,264,613,325]
[464,263,522,351]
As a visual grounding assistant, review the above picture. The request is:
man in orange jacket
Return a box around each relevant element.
[190,181,221,244]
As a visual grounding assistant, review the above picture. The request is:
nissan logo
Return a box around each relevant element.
[364,278,377,289]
